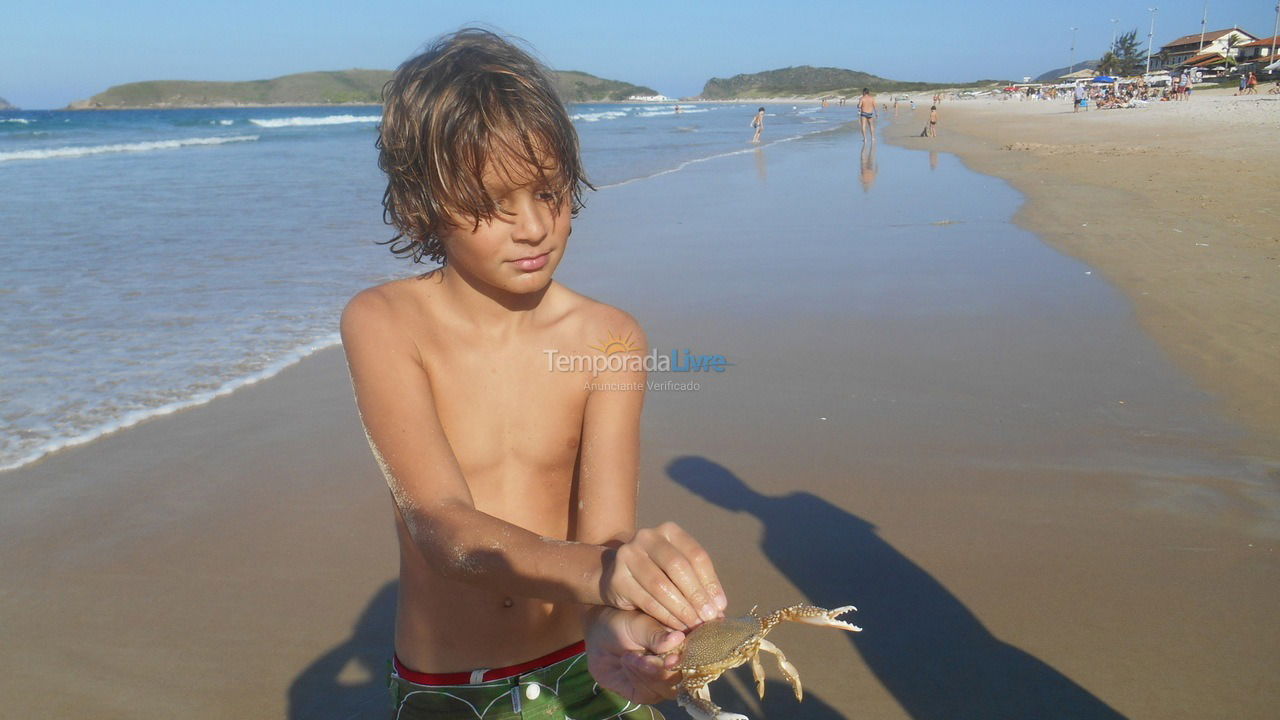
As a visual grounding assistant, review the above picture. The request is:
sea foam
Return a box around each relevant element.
[0,333,342,473]
[0,134,260,162]
[570,110,630,123]
[248,114,381,128]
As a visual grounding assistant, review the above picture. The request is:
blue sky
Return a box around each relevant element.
[2,0,1273,108]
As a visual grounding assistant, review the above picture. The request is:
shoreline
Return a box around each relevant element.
[884,88,1280,458]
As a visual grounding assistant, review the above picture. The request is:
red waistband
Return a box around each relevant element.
[393,641,586,686]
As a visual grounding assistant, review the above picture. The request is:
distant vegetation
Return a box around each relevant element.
[0,96,15,110]
[700,65,1006,98]
[67,70,388,109]
[553,71,658,101]
[1096,30,1147,77]
[67,69,657,109]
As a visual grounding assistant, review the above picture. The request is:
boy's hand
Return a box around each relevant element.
[600,522,727,631]
[584,606,685,704]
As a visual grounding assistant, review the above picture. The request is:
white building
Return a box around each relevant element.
[1151,28,1259,71]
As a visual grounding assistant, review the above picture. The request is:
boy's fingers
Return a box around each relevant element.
[646,541,716,622]
[622,604,686,655]
[618,572,689,631]
[659,525,728,611]
[628,552,702,629]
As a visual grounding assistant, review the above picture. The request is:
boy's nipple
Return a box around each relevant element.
[502,597,514,608]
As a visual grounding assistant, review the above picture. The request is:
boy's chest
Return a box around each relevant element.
[422,337,590,478]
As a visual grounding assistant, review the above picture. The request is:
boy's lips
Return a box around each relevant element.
[510,251,550,272]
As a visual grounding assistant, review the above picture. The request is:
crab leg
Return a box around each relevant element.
[757,638,803,702]
[677,683,748,720]
[749,651,766,699]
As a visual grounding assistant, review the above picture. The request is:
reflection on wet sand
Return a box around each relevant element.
[929,150,939,171]
[859,141,877,193]
[754,147,767,182]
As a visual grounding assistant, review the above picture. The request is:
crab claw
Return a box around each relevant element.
[792,605,862,632]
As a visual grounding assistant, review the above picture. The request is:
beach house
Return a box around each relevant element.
[1151,28,1259,71]
[1234,36,1279,67]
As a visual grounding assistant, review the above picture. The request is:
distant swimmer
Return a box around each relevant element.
[674,103,681,114]
[857,88,876,143]
[751,107,765,143]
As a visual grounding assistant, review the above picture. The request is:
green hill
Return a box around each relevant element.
[552,70,657,102]
[1034,61,1101,83]
[67,69,658,109]
[701,65,1006,98]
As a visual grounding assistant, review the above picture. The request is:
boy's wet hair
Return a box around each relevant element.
[376,28,590,264]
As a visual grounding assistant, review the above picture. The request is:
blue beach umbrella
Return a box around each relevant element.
[1091,76,1117,83]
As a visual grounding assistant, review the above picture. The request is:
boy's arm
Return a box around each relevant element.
[342,289,608,605]
[575,316,727,629]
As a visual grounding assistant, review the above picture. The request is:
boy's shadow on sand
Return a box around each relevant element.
[667,456,1127,720]
[288,582,396,720]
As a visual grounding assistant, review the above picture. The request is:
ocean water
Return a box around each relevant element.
[0,102,847,471]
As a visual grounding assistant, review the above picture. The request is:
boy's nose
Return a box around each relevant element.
[510,201,548,244]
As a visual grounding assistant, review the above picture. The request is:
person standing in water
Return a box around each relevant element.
[857,88,876,142]
[750,107,765,143]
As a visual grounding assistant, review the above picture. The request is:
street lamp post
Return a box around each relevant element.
[1111,18,1120,52]
[1070,26,1079,74]
[1198,2,1209,53]
[1272,3,1278,64]
[1146,7,1159,74]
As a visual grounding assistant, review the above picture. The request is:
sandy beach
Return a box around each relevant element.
[886,87,1280,458]
[2,107,1277,720]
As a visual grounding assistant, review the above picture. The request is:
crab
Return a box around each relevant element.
[670,603,861,720]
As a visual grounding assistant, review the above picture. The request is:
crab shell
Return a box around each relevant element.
[676,614,768,674]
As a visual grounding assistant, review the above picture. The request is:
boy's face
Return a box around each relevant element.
[441,159,571,295]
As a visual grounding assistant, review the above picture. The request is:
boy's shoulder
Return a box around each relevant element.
[546,284,648,349]
[340,274,434,338]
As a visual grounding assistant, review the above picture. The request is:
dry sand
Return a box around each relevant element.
[886,87,1280,458]
[2,101,1277,720]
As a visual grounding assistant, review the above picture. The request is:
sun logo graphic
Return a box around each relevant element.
[589,330,640,355]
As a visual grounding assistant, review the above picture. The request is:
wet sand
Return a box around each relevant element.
[1,121,1276,719]
[885,88,1280,459]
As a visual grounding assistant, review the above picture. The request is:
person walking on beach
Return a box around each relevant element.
[1073,81,1086,113]
[751,106,765,143]
[348,28,728,720]
[927,104,939,138]
[1245,71,1259,95]
[857,88,876,142]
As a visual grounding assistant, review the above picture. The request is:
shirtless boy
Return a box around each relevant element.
[342,29,727,719]
[857,88,876,142]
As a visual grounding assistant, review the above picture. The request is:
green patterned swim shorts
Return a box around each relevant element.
[387,651,665,720]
